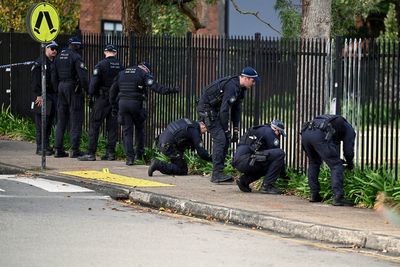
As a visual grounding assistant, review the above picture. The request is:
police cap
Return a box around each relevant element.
[271,119,287,137]
[46,41,58,49]
[68,36,83,48]
[241,66,260,83]
[104,44,117,53]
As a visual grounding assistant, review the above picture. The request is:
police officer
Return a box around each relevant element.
[78,44,123,161]
[110,62,179,165]
[301,114,355,206]
[148,118,212,176]
[197,66,259,183]
[51,36,89,158]
[31,41,59,156]
[233,120,286,194]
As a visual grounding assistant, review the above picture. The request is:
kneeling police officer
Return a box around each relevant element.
[233,120,286,194]
[301,114,355,206]
[148,118,212,176]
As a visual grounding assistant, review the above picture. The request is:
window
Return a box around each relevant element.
[102,20,122,35]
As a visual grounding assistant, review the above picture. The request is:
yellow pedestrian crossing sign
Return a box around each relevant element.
[26,3,60,42]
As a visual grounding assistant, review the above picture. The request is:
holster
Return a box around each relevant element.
[249,152,267,166]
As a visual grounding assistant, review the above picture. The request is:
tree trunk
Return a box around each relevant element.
[121,0,150,34]
[301,0,331,38]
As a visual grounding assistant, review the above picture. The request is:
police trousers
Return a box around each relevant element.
[157,143,188,175]
[301,129,344,197]
[118,99,146,160]
[233,148,285,186]
[87,96,118,154]
[55,82,84,152]
[204,118,230,173]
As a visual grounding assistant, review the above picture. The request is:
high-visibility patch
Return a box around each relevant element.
[60,169,174,187]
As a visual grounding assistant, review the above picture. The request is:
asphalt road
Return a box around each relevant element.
[0,175,398,267]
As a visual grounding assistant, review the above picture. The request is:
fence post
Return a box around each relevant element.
[334,36,343,115]
[129,31,136,66]
[185,32,193,119]
[253,32,261,125]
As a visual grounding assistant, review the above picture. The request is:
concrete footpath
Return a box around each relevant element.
[1,139,400,255]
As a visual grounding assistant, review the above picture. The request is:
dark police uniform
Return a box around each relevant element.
[110,63,178,165]
[197,76,246,182]
[148,118,211,176]
[80,50,123,160]
[51,37,88,157]
[31,56,57,155]
[301,114,356,205]
[233,124,285,194]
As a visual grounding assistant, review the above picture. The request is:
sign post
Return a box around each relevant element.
[26,3,60,170]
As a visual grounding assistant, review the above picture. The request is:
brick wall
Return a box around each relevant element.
[79,0,122,33]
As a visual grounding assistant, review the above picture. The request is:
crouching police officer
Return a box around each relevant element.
[148,118,212,176]
[51,36,88,158]
[233,120,286,194]
[110,62,179,165]
[78,44,123,161]
[301,114,355,206]
[197,66,259,183]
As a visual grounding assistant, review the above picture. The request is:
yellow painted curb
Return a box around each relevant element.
[60,168,174,187]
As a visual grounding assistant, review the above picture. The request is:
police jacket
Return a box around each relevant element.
[197,76,246,131]
[31,57,56,96]
[235,124,282,156]
[159,118,211,161]
[51,47,88,92]
[109,65,176,106]
[307,115,356,164]
[89,56,123,97]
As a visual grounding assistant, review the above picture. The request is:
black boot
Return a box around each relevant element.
[101,152,116,161]
[259,184,282,194]
[148,159,159,176]
[332,196,354,206]
[310,192,323,202]
[54,150,69,158]
[78,154,96,161]
[126,157,134,166]
[70,150,84,158]
[211,171,233,183]
[236,175,251,192]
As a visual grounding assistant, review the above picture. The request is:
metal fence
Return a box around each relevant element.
[0,32,399,177]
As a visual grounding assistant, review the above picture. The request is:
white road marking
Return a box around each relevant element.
[0,188,4,192]
[0,175,93,193]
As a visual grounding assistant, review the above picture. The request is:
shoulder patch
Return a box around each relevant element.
[199,142,204,148]
[93,68,99,75]
[229,96,236,104]
[146,77,154,86]
[273,138,280,147]
[80,62,87,70]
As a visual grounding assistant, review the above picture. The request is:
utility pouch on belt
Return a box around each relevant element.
[249,152,267,166]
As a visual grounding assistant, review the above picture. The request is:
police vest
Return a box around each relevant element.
[56,49,77,80]
[203,76,235,107]
[239,125,266,151]
[118,67,147,100]
[101,57,122,88]
[166,118,197,147]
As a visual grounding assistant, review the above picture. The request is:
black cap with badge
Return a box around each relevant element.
[104,44,117,53]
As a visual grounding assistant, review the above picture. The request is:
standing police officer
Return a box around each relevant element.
[197,66,259,183]
[110,62,179,165]
[31,41,58,155]
[51,36,88,158]
[301,114,355,206]
[148,118,212,176]
[233,120,286,194]
[78,44,123,161]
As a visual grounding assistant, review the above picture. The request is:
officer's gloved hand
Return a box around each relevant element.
[346,161,354,170]
[231,127,239,143]
[87,95,94,109]
[111,107,118,117]
[169,86,180,94]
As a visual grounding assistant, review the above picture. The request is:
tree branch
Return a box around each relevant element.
[230,0,281,35]
[178,2,205,31]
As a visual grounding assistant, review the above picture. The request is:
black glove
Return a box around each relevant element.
[111,106,118,117]
[232,127,239,143]
[87,95,94,109]
[346,161,354,170]
[169,86,180,94]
